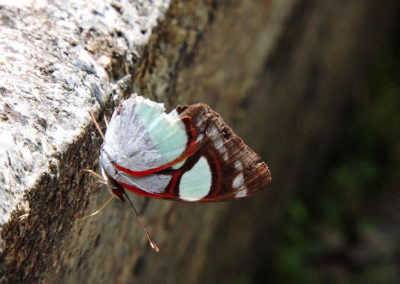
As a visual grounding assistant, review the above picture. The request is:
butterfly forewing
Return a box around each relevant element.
[102,96,196,177]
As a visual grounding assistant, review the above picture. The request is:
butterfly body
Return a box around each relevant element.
[100,95,271,202]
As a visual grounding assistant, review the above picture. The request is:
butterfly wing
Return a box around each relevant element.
[102,95,196,177]
[101,100,271,202]
[172,103,271,201]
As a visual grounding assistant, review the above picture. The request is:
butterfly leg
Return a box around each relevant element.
[74,168,107,193]
[75,196,114,222]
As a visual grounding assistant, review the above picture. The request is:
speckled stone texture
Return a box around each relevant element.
[0,0,170,281]
[0,0,399,283]
[0,0,169,226]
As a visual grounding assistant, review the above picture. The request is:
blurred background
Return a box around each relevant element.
[263,23,400,283]
[183,1,400,283]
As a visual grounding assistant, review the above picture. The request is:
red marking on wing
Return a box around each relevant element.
[212,150,222,192]
[115,116,197,177]
[117,181,176,200]
[204,149,223,199]
[169,170,182,194]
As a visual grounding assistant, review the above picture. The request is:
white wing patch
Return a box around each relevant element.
[232,172,247,198]
[103,96,188,172]
[100,151,172,194]
[206,125,229,159]
[232,172,244,189]
[179,157,212,201]
[118,172,172,194]
[234,160,243,171]
[235,189,247,198]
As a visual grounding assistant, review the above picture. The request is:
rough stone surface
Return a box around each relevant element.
[0,0,170,281]
[0,0,169,225]
[0,0,399,283]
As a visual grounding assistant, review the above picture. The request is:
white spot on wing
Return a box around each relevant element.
[209,127,228,157]
[197,133,205,144]
[232,172,244,189]
[233,171,248,198]
[235,188,247,198]
[213,136,224,149]
[234,160,243,171]
[180,157,212,201]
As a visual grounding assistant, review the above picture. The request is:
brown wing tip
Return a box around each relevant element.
[259,161,272,187]
[248,159,271,193]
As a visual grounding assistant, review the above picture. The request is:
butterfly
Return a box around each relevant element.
[85,94,271,251]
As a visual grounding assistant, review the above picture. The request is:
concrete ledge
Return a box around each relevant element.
[0,0,171,281]
[0,0,169,224]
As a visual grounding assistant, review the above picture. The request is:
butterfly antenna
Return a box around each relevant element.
[88,110,105,140]
[122,191,160,253]
[75,169,107,193]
